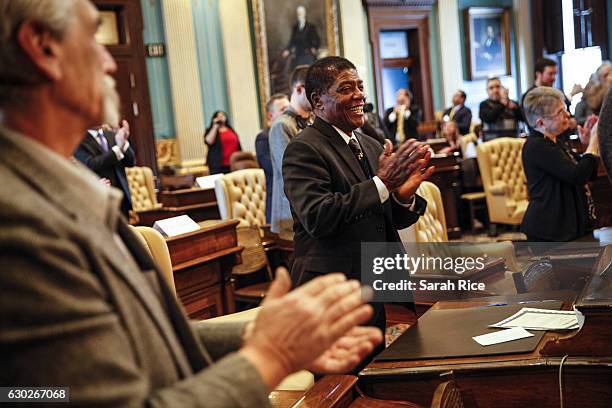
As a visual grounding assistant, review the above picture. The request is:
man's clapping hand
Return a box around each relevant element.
[114,120,130,149]
[377,139,435,201]
[239,268,382,390]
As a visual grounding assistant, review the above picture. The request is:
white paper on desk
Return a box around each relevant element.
[490,308,581,331]
[473,327,534,346]
[196,174,223,189]
[153,215,200,237]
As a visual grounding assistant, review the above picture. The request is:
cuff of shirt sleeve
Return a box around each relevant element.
[373,176,390,203]
[122,141,130,153]
[111,145,124,161]
[392,193,416,210]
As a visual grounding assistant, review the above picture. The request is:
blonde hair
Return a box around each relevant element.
[522,86,564,128]
[0,0,76,107]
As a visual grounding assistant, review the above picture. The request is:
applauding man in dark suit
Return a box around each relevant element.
[283,56,434,347]
[75,119,135,217]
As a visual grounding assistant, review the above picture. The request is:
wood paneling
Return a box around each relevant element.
[94,0,157,171]
[365,6,434,121]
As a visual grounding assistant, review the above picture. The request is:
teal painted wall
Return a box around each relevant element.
[191,0,230,127]
[429,3,443,111]
[141,0,175,139]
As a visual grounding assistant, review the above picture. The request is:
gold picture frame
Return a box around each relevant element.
[464,7,511,80]
[251,0,341,123]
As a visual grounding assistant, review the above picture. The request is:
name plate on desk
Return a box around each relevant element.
[196,174,223,189]
[153,215,200,237]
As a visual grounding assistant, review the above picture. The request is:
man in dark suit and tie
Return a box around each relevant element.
[283,56,434,346]
[443,89,472,135]
[74,119,135,217]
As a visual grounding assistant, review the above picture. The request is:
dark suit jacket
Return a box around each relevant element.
[596,86,612,185]
[283,117,426,295]
[521,131,598,241]
[74,131,135,216]
[0,127,270,407]
[383,106,421,143]
[443,105,472,135]
[255,128,273,222]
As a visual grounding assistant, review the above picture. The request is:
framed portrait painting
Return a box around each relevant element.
[464,7,511,80]
[250,0,341,122]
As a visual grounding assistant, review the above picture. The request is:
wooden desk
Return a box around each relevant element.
[136,187,220,227]
[357,260,612,407]
[429,154,462,239]
[165,220,241,319]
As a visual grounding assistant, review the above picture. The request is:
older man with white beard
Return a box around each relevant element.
[0,1,383,406]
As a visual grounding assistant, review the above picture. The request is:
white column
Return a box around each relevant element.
[339,0,375,101]
[219,0,261,152]
[160,0,206,167]
[514,0,534,95]
[437,0,462,105]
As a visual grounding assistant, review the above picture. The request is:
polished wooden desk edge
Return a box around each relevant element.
[160,186,214,194]
[166,219,240,242]
[359,356,612,378]
[173,246,243,272]
[290,375,357,408]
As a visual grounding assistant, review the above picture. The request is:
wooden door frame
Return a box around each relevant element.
[366,7,434,121]
[94,0,157,172]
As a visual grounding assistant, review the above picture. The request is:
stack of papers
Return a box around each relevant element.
[489,307,584,331]
[473,327,534,346]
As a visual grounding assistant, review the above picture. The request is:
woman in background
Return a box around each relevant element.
[204,111,241,174]
[521,87,600,242]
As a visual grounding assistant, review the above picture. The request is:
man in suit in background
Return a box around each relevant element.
[255,93,290,223]
[0,1,382,405]
[383,88,421,143]
[479,77,523,140]
[443,90,472,135]
[270,65,312,240]
[283,56,433,349]
[75,119,134,217]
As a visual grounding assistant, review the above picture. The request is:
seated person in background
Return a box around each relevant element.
[439,120,461,156]
[384,88,421,144]
[359,102,387,145]
[521,87,600,242]
[204,110,241,174]
[443,89,472,135]
[479,77,523,140]
[75,119,134,218]
[0,1,382,404]
[255,93,290,223]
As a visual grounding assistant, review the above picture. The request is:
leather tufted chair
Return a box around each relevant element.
[476,137,528,226]
[214,169,267,228]
[414,181,448,242]
[131,227,314,391]
[126,166,162,212]
[413,182,520,272]
[131,226,176,294]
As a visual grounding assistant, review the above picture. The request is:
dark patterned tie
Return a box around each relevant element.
[348,138,371,179]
